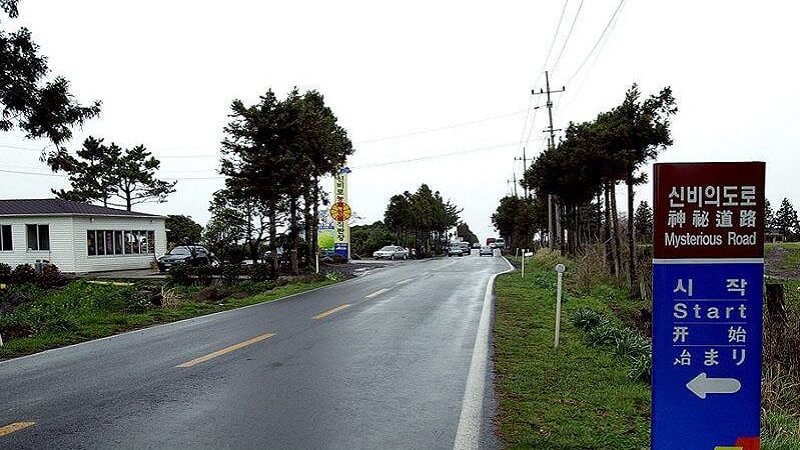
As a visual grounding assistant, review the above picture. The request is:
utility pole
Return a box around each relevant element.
[532,70,565,250]
[507,171,518,198]
[514,146,528,198]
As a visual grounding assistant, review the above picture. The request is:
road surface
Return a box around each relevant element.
[0,253,511,449]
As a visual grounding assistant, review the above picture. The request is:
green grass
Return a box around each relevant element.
[493,264,650,449]
[0,278,335,358]
[767,242,800,272]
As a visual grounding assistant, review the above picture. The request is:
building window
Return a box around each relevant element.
[26,224,50,251]
[105,231,114,255]
[114,231,123,254]
[0,225,11,251]
[87,230,96,256]
[87,229,156,256]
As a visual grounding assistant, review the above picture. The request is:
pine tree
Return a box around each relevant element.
[634,201,654,242]
[775,198,800,242]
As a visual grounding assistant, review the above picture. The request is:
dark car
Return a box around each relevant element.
[157,245,217,272]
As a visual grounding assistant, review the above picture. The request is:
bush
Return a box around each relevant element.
[570,308,604,331]
[220,264,241,285]
[11,264,36,285]
[249,263,270,282]
[628,353,652,383]
[167,264,194,286]
[0,263,11,284]
[35,264,65,289]
[195,265,216,286]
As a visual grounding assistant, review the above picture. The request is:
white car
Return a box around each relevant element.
[373,245,408,260]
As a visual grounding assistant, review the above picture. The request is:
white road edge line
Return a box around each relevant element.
[395,278,416,285]
[453,256,514,450]
[365,288,391,299]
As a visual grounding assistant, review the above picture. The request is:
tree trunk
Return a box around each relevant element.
[289,196,300,275]
[627,172,639,296]
[268,199,279,278]
[610,183,622,278]
[309,178,320,264]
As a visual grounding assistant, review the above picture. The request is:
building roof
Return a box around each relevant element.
[0,199,163,218]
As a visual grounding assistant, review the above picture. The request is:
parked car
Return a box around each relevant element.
[472,242,481,249]
[479,245,494,256]
[447,242,464,257]
[495,238,506,249]
[157,245,218,272]
[460,242,471,255]
[373,245,408,260]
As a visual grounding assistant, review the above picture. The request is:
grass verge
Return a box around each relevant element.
[493,262,650,449]
[0,278,336,359]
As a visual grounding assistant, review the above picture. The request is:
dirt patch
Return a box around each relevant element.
[766,246,800,280]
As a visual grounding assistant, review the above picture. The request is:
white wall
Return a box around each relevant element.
[0,215,166,273]
[72,216,166,273]
[0,216,76,271]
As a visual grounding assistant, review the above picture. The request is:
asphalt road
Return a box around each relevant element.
[0,252,512,449]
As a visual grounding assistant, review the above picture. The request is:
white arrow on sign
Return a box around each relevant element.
[686,372,741,399]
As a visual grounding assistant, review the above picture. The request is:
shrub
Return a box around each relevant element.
[195,265,215,286]
[35,264,65,289]
[0,263,11,284]
[11,264,36,284]
[249,263,270,282]
[570,308,604,331]
[628,353,652,383]
[193,287,231,302]
[220,264,241,285]
[167,264,194,286]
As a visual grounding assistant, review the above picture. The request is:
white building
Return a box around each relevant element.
[0,199,167,274]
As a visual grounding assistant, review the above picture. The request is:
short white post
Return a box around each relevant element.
[554,263,566,347]
[521,249,526,278]
[315,252,320,274]
[0,332,3,347]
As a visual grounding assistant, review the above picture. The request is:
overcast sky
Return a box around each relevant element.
[2,1,798,242]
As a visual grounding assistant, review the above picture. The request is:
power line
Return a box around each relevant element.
[357,109,526,144]
[564,0,627,86]
[550,0,586,75]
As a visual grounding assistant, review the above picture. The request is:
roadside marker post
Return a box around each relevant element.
[521,249,526,278]
[651,162,765,450]
[554,263,566,348]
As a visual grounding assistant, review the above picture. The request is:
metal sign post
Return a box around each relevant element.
[554,263,566,348]
[651,162,765,450]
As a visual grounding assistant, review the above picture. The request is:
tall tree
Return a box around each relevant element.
[48,139,176,210]
[597,84,677,291]
[456,223,479,244]
[1,1,100,146]
[775,198,800,242]
[634,201,653,243]
[48,137,120,206]
[165,215,203,247]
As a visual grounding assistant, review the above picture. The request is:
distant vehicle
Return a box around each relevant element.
[158,245,217,272]
[486,237,496,246]
[373,245,408,260]
[495,238,506,249]
[489,242,497,249]
[447,242,464,257]
[479,245,494,256]
[471,242,481,249]
[460,241,471,255]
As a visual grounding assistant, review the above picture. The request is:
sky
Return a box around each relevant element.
[1,1,799,243]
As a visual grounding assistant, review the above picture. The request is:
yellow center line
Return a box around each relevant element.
[365,288,390,299]
[312,303,351,320]
[0,421,35,437]
[176,333,275,368]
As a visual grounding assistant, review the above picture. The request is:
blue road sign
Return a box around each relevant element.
[652,162,765,450]
[652,261,762,449]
